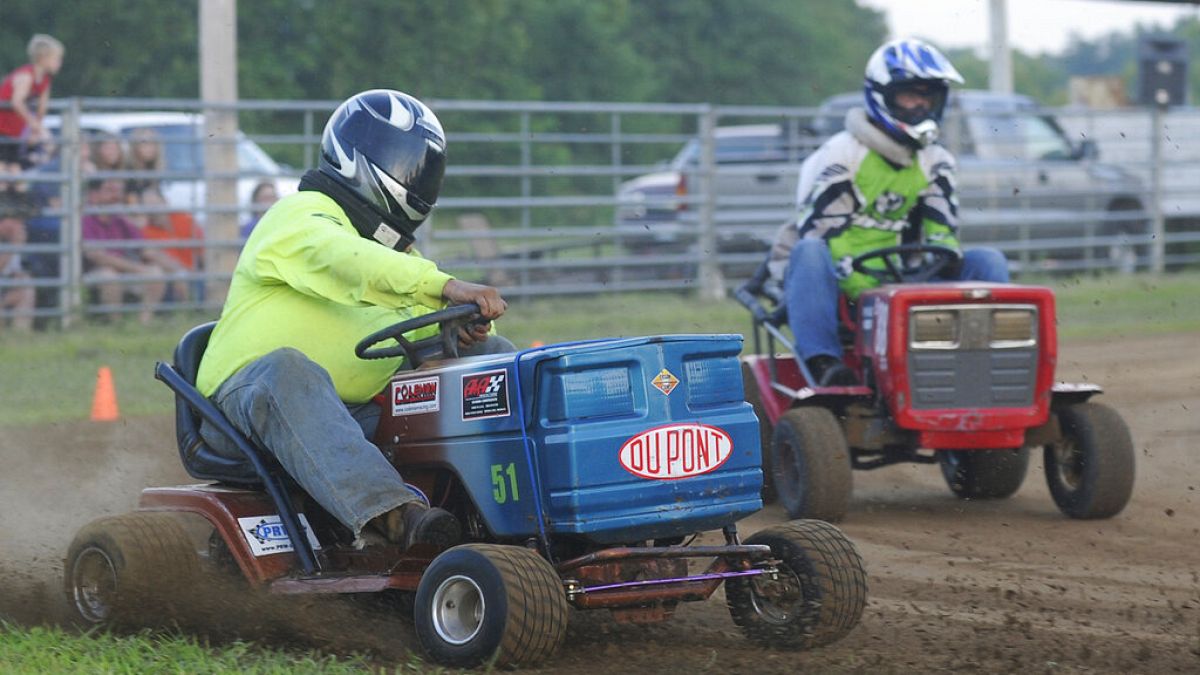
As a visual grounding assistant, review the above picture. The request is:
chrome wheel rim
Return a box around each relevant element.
[72,546,117,623]
[431,575,484,645]
[1053,439,1084,491]
[749,566,803,625]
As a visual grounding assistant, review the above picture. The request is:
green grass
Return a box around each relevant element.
[2,272,1198,427]
[0,624,435,674]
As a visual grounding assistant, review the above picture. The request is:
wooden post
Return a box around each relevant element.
[200,0,240,303]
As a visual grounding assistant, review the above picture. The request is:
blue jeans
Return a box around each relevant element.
[784,239,1010,361]
[199,348,418,537]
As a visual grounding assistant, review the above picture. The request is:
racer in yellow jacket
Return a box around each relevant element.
[197,90,502,549]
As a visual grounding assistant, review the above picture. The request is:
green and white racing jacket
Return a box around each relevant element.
[767,107,961,299]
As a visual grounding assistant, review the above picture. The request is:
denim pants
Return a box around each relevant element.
[784,239,1010,361]
[199,348,419,536]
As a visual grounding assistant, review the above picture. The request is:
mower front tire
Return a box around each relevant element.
[726,520,867,650]
[938,448,1030,500]
[63,512,200,627]
[769,407,852,522]
[1044,402,1135,519]
[414,543,567,669]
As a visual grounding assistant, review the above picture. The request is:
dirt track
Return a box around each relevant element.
[1,333,1197,673]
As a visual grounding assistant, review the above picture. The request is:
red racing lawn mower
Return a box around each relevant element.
[737,244,1135,522]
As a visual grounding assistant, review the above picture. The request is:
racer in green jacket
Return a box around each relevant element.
[196,90,502,550]
[766,39,1009,386]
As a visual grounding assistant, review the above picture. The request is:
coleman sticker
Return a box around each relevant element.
[619,423,732,480]
[651,368,680,396]
[392,376,440,415]
[462,369,511,420]
[238,514,322,557]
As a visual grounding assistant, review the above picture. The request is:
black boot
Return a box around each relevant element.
[372,502,462,550]
[805,354,859,387]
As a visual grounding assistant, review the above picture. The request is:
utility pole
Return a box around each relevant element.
[988,0,1013,94]
[199,0,239,302]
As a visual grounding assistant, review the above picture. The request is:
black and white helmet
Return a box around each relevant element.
[319,89,446,249]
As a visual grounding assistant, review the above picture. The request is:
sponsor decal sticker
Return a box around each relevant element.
[651,368,680,396]
[462,369,511,420]
[619,423,733,480]
[391,376,440,415]
[238,514,322,557]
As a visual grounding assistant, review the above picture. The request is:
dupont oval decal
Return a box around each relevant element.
[619,423,733,480]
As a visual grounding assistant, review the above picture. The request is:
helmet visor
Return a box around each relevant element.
[883,80,948,126]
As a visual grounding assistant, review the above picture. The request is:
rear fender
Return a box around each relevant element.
[138,485,303,586]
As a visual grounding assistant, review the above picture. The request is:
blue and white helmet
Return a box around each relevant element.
[319,89,446,250]
[864,39,964,148]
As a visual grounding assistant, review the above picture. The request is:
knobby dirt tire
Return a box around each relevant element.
[770,407,852,522]
[1044,401,1135,519]
[726,519,867,650]
[938,447,1030,500]
[414,543,568,668]
[63,512,200,627]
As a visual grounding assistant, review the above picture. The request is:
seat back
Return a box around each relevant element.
[172,322,259,483]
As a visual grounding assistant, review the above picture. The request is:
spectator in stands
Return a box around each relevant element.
[131,186,202,302]
[0,34,64,168]
[90,132,125,175]
[125,127,164,195]
[240,179,279,238]
[0,202,34,332]
[81,178,182,324]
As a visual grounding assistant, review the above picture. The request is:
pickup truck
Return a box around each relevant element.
[616,90,1148,272]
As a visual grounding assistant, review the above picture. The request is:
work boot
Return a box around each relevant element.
[371,502,461,551]
[805,354,859,387]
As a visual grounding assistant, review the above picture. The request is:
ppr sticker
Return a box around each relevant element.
[462,369,510,420]
[238,514,322,557]
[651,368,680,396]
[392,376,440,415]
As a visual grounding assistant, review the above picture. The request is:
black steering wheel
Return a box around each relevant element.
[851,244,962,284]
[355,303,487,367]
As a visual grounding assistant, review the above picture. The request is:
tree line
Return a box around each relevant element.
[0,1,883,106]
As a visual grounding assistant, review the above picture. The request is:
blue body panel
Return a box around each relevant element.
[379,335,762,544]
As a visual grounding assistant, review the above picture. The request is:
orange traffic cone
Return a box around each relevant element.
[531,340,545,348]
[90,366,120,422]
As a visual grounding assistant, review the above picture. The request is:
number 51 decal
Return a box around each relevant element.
[491,463,520,504]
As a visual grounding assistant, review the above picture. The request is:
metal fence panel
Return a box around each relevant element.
[0,96,1194,328]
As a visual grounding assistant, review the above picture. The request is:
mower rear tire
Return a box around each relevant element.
[63,512,200,627]
[414,543,567,668]
[1044,401,1135,519]
[742,360,776,503]
[938,448,1030,500]
[770,407,852,522]
[726,519,867,650]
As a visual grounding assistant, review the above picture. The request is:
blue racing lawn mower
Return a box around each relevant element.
[63,304,867,668]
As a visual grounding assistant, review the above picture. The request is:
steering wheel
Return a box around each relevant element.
[354,303,487,367]
[851,244,962,284]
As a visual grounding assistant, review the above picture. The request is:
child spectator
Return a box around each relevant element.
[0,34,64,168]
[82,178,182,324]
[125,127,164,195]
[131,187,202,302]
[0,203,34,332]
[90,132,125,175]
[240,179,278,238]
